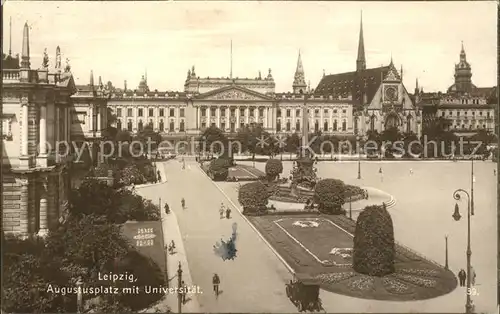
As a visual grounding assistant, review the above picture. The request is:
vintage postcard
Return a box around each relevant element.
[1,1,498,313]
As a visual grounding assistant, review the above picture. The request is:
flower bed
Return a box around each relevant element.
[382,277,412,295]
[393,273,437,288]
[399,268,440,277]
[346,275,374,291]
[314,272,356,284]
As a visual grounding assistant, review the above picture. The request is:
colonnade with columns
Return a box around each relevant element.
[195,104,273,131]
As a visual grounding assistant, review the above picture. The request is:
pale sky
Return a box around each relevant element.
[3,1,497,93]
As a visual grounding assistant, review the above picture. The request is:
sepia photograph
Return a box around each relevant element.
[1,1,498,313]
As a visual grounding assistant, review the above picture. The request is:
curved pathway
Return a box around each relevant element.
[140,160,297,313]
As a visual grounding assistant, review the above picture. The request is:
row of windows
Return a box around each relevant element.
[441,110,491,117]
[277,108,347,117]
[200,107,264,117]
[452,124,489,129]
[116,108,185,118]
[117,119,186,132]
[276,120,348,132]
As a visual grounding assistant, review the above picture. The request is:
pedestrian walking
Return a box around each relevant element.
[225,207,231,219]
[409,168,413,175]
[157,170,162,182]
[219,203,225,219]
[180,281,187,304]
[458,269,466,287]
[494,169,496,176]
[471,267,476,285]
[181,198,186,209]
[212,273,220,297]
[164,203,170,215]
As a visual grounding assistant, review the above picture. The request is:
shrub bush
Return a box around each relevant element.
[238,181,269,214]
[265,159,283,180]
[313,179,346,214]
[353,204,396,276]
[209,158,230,181]
[115,164,147,186]
[344,184,365,200]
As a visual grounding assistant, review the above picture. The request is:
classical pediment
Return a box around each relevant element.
[197,86,273,101]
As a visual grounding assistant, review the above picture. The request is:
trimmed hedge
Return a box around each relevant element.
[353,204,395,276]
[313,179,346,214]
[209,158,231,181]
[238,181,269,214]
[265,159,283,180]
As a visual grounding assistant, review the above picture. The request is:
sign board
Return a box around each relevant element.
[121,220,167,274]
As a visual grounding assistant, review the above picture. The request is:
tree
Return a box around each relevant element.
[202,126,230,156]
[353,204,395,276]
[380,127,403,158]
[70,179,122,220]
[313,179,346,214]
[209,158,230,181]
[44,215,130,290]
[236,124,275,156]
[402,132,421,158]
[265,158,283,181]
[286,133,300,154]
[3,235,76,313]
[134,125,162,153]
[238,181,269,214]
[365,130,382,156]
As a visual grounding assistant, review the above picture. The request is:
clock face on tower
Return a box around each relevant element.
[384,86,398,101]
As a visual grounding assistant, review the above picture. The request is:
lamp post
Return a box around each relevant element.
[177,262,183,314]
[76,276,83,313]
[349,195,352,220]
[357,135,361,179]
[471,157,475,216]
[452,189,474,314]
[444,235,449,270]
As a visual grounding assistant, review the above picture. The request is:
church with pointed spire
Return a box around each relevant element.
[315,12,420,136]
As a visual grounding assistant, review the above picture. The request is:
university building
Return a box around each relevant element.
[2,23,77,236]
[107,56,356,141]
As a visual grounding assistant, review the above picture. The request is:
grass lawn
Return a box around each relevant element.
[228,164,265,180]
[248,213,457,301]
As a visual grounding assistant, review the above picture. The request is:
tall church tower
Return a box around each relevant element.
[453,41,474,94]
[293,50,307,94]
[356,12,366,72]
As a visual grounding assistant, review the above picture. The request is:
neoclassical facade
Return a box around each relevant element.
[2,23,76,236]
[107,56,356,140]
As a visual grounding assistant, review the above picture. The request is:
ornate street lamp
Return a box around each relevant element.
[452,189,474,314]
[177,262,183,314]
[357,135,362,179]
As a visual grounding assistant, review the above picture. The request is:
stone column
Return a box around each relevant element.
[39,104,47,155]
[89,105,94,133]
[216,106,221,128]
[38,177,48,236]
[21,103,29,156]
[263,107,268,129]
[236,106,240,127]
[97,105,101,132]
[19,179,29,235]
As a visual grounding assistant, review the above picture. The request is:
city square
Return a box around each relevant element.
[1,1,498,313]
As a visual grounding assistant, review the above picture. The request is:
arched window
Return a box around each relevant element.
[314,120,319,132]
[323,121,328,131]
[333,120,338,131]
[180,120,185,132]
[342,120,347,131]
[148,119,153,128]
[127,120,133,131]
[277,120,281,132]
[286,121,291,131]
[159,119,164,132]
[117,119,122,130]
[406,116,412,133]
[296,120,300,131]
[169,121,175,132]
[370,115,375,131]
[138,120,144,132]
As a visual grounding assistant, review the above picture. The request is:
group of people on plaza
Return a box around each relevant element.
[219,202,232,219]
[457,267,477,287]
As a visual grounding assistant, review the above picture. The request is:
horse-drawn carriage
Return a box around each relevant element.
[285,277,323,312]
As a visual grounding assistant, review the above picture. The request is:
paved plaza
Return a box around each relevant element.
[138,159,496,313]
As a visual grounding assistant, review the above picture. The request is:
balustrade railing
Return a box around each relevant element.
[3,69,20,80]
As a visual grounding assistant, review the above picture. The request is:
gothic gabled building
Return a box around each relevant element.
[314,14,421,136]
